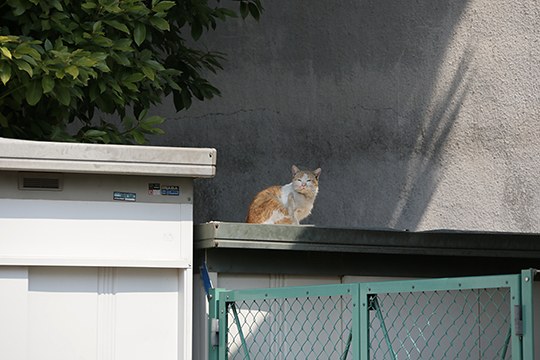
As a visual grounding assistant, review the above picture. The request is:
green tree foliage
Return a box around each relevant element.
[0,0,262,143]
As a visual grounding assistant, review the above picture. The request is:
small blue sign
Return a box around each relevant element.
[147,183,180,196]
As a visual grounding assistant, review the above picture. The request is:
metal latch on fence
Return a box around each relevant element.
[210,318,219,347]
[202,262,251,356]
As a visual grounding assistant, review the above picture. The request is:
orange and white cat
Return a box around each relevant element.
[246,165,321,224]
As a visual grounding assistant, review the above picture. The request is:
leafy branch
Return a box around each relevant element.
[0,0,263,143]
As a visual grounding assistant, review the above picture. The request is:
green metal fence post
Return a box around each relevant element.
[508,274,523,360]
[352,283,361,360]
[208,288,224,360]
[218,292,229,360]
[359,284,370,360]
[521,269,536,360]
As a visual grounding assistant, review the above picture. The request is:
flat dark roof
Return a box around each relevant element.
[194,222,540,277]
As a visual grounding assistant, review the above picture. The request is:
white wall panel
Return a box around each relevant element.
[0,267,28,360]
[28,267,98,360]
[0,266,189,360]
[114,268,180,360]
[0,200,192,267]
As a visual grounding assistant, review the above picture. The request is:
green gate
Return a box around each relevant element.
[209,270,536,359]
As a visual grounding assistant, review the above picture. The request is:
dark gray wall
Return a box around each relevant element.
[153,0,540,232]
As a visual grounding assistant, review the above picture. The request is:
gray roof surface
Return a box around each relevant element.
[195,222,540,258]
[0,137,216,177]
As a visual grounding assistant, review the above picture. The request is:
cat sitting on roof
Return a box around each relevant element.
[246,165,321,225]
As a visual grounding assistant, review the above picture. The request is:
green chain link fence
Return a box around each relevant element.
[209,270,536,360]
[367,288,511,359]
[227,293,354,359]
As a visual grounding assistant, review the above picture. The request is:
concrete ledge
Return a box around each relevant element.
[0,137,216,177]
[194,222,540,277]
[195,222,540,258]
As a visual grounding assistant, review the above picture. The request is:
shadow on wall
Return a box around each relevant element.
[385,53,472,230]
[155,0,473,230]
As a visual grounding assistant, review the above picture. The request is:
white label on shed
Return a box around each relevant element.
[113,191,136,201]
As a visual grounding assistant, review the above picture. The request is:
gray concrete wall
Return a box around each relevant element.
[152,0,540,232]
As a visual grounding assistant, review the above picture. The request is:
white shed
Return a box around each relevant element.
[0,138,216,360]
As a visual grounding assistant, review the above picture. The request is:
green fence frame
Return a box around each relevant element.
[209,269,536,360]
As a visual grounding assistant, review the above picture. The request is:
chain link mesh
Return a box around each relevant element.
[226,294,354,360]
[368,287,511,359]
[221,285,513,359]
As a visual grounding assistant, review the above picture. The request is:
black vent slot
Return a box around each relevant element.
[19,173,62,190]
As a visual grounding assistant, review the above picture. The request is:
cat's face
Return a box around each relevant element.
[291,165,321,195]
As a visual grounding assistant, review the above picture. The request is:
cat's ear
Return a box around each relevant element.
[292,165,300,175]
[313,168,321,180]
